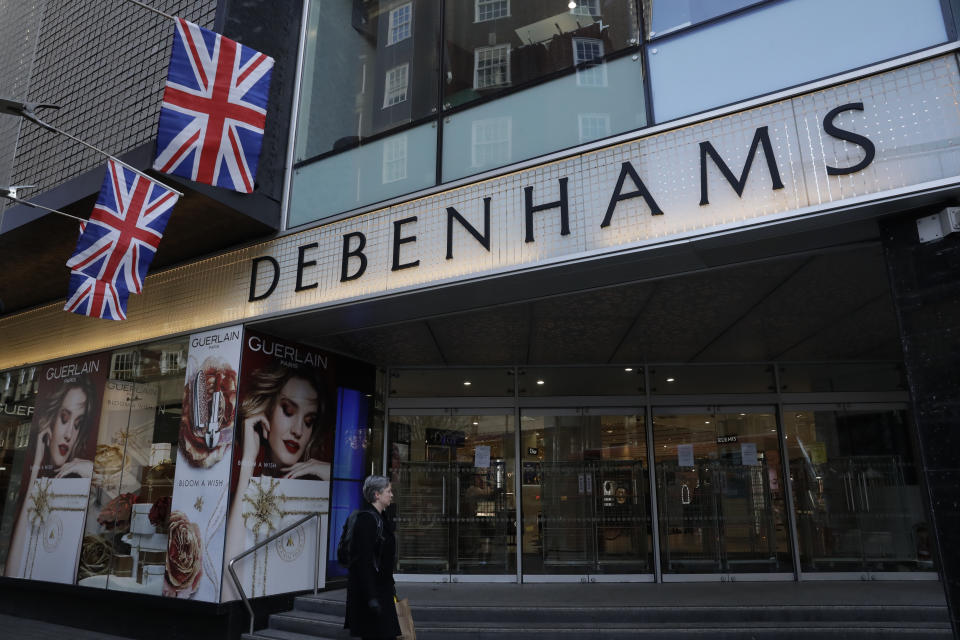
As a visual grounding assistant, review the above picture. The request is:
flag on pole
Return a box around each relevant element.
[66,159,179,315]
[64,272,129,321]
[153,18,274,193]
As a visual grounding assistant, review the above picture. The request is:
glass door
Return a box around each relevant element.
[520,408,652,580]
[388,409,516,579]
[653,406,792,579]
[783,404,936,578]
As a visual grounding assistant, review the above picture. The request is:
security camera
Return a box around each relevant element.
[917,206,960,243]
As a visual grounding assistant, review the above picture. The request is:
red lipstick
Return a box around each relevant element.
[58,444,69,457]
[283,439,300,454]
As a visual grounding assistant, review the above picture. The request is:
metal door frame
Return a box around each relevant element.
[781,401,938,582]
[651,404,792,582]
[386,405,519,583]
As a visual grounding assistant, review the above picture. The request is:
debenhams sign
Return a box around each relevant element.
[247,56,958,311]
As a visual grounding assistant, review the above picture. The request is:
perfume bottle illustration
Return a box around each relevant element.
[192,370,224,450]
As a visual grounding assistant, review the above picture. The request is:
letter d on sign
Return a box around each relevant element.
[249,256,280,302]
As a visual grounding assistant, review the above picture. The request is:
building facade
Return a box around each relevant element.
[1,0,959,637]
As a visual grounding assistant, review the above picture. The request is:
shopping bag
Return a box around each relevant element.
[396,597,416,640]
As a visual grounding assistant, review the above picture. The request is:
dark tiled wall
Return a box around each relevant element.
[8,1,217,196]
[0,0,45,190]
[881,211,960,638]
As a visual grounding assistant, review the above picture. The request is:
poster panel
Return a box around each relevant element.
[77,380,161,592]
[2,352,110,583]
[221,330,334,600]
[163,326,243,601]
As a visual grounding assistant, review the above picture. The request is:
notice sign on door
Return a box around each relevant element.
[474,445,491,468]
[677,444,694,467]
[741,442,758,466]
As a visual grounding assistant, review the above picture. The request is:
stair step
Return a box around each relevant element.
[244,628,339,640]
[292,597,949,624]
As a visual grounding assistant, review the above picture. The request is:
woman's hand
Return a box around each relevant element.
[56,458,93,479]
[32,427,51,472]
[241,413,267,467]
[282,458,330,480]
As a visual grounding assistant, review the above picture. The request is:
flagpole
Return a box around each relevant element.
[0,193,89,224]
[22,113,185,197]
[122,0,177,22]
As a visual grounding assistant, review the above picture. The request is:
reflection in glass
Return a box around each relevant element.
[389,413,516,574]
[785,407,934,573]
[521,411,651,575]
[0,367,38,574]
[654,409,791,574]
[645,0,767,37]
[76,339,185,593]
[444,0,638,109]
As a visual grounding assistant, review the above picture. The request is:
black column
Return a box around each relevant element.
[881,211,960,637]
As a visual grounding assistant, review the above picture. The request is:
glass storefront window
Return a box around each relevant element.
[784,406,933,573]
[0,367,39,574]
[521,409,652,575]
[653,407,792,574]
[389,411,516,575]
[77,339,187,593]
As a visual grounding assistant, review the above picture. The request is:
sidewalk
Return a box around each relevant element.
[0,613,132,640]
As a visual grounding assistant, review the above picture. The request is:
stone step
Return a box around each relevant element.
[258,607,952,640]
[292,596,949,625]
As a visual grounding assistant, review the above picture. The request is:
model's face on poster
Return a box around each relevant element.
[265,377,318,467]
[49,387,87,467]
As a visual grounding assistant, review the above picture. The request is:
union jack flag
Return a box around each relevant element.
[64,272,129,321]
[153,18,274,193]
[66,159,179,303]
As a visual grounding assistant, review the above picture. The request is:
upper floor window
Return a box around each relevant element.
[474,44,511,89]
[384,63,409,107]
[476,0,509,23]
[388,3,412,45]
[571,0,600,17]
[573,38,606,86]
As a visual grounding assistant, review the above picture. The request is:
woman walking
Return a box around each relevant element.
[344,475,401,640]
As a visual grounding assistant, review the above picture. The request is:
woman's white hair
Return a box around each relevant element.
[362,475,390,503]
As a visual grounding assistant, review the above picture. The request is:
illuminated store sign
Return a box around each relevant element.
[249,103,876,302]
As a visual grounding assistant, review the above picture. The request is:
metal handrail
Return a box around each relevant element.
[228,511,324,635]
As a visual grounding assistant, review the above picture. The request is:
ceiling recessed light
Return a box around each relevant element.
[568,0,577,8]
[536,380,545,385]
[705,421,711,424]
[473,421,479,425]
[463,381,472,386]
[624,367,633,372]
[666,377,675,382]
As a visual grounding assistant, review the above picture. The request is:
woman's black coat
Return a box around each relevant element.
[343,503,401,639]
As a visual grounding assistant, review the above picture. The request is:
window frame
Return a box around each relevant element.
[475,0,510,23]
[387,3,412,46]
[383,63,410,108]
[474,43,512,90]
[573,37,607,87]
[571,0,600,18]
